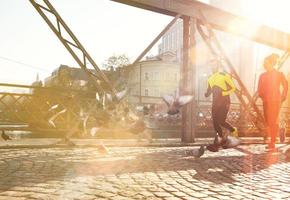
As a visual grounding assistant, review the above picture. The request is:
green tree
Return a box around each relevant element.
[102,54,130,70]
[102,54,131,91]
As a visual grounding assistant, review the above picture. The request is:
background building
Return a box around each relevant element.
[126,58,179,108]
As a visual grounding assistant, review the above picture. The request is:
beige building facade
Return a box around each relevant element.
[126,59,180,106]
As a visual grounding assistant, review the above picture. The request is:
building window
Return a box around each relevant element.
[145,89,149,96]
[174,73,178,81]
[145,72,149,80]
[154,72,159,80]
[166,72,170,80]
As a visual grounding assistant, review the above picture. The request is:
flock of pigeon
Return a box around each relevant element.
[0,88,289,160]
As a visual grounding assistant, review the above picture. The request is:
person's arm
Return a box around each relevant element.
[222,74,236,96]
[281,72,288,102]
[257,75,264,99]
[204,83,212,97]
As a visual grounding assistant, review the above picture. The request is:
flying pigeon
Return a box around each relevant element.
[48,104,59,112]
[185,145,205,158]
[1,130,11,141]
[90,127,100,137]
[48,109,67,128]
[162,94,193,115]
[105,88,128,103]
[100,89,128,110]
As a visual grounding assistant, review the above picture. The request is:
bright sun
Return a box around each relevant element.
[242,0,290,32]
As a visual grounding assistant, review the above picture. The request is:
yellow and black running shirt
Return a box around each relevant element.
[205,72,236,105]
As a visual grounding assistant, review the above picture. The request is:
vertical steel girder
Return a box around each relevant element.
[180,17,196,143]
[29,0,117,98]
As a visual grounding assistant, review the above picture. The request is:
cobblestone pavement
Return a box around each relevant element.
[0,144,289,200]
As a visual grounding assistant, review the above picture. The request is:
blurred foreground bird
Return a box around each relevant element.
[103,88,128,110]
[185,145,205,158]
[162,94,193,115]
[48,108,67,128]
[1,130,11,141]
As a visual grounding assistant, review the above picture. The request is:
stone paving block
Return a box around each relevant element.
[96,191,117,198]
[163,187,179,192]
[107,195,129,200]
[164,197,182,200]
[171,191,188,197]
[182,196,201,200]
[189,192,209,198]
[202,197,220,200]
[154,192,174,198]
[138,191,155,197]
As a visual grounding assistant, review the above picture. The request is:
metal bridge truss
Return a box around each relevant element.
[29,0,117,98]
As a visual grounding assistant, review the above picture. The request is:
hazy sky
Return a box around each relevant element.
[0,0,173,84]
[1,0,290,85]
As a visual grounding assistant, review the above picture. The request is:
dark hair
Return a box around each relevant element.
[265,53,279,63]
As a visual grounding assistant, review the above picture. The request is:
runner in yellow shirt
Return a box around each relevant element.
[205,62,238,151]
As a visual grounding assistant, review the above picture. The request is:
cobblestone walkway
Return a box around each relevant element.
[0,144,289,199]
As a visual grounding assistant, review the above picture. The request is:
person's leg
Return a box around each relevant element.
[212,105,223,137]
[263,101,271,143]
[218,103,235,132]
[267,101,281,148]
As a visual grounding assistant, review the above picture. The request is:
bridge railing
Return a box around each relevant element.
[146,100,290,136]
[1,83,289,136]
[0,83,97,132]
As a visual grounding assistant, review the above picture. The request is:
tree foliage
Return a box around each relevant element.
[102,54,130,70]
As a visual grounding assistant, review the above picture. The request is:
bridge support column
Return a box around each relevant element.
[180,16,196,143]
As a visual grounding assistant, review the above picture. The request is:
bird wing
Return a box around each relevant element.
[83,114,89,135]
[106,93,113,102]
[116,88,128,101]
[90,127,100,137]
[48,109,67,128]
[177,95,193,106]
[162,95,174,107]
[96,93,100,101]
[48,104,59,112]
[101,94,106,107]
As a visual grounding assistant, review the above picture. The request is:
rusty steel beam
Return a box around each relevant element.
[29,0,117,98]
[111,0,290,51]
[180,17,196,143]
[180,16,190,142]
